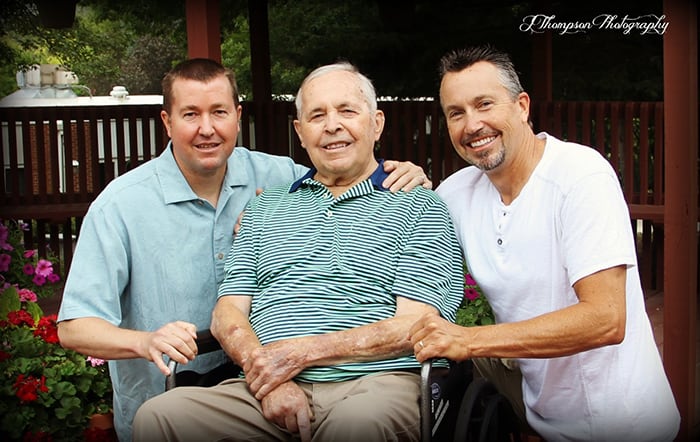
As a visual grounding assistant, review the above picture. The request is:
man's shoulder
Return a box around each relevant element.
[436,166,484,200]
[230,147,293,167]
[541,133,616,180]
[90,158,160,207]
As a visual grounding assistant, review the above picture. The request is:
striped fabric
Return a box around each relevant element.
[218,163,463,383]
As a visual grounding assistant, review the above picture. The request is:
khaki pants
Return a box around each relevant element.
[133,371,420,442]
[472,357,535,434]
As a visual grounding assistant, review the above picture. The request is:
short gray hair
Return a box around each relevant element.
[295,62,378,118]
[439,45,524,100]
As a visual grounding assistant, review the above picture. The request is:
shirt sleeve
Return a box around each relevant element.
[391,193,464,322]
[57,203,128,325]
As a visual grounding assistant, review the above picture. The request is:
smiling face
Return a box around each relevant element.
[440,61,530,173]
[160,74,242,186]
[293,69,384,187]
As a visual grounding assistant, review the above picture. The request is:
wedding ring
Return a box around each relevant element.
[419,340,425,348]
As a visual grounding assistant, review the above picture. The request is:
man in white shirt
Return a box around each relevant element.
[409,45,680,441]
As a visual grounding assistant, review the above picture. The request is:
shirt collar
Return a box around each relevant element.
[157,143,251,205]
[289,159,389,193]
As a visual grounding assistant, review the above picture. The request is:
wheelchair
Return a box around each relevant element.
[165,330,522,442]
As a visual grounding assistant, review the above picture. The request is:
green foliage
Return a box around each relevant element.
[0,0,664,100]
[455,269,495,328]
[0,220,112,441]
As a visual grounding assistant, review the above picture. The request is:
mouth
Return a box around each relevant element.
[322,141,351,150]
[465,135,497,149]
[194,142,221,151]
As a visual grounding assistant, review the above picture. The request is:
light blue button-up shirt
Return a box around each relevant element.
[58,144,308,441]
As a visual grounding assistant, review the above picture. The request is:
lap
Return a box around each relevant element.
[134,372,421,441]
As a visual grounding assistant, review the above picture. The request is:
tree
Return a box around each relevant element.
[0,0,186,98]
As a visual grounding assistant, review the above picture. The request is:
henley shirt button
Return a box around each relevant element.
[326,209,333,217]
[497,238,503,246]
[216,252,224,260]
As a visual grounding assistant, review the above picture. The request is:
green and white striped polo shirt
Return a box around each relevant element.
[218,162,464,383]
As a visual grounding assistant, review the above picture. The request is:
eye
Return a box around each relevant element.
[478,100,494,110]
[214,109,229,118]
[182,111,197,121]
[447,110,464,120]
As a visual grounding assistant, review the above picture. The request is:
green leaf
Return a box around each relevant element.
[0,286,21,320]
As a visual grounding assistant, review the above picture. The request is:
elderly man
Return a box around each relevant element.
[132,62,463,442]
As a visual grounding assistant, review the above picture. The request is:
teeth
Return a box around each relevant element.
[470,136,495,148]
[325,143,348,149]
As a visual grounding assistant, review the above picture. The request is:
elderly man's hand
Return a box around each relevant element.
[244,340,306,400]
[382,160,432,192]
[261,381,313,442]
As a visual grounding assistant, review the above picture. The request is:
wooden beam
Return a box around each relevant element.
[248,0,272,102]
[185,0,221,62]
[662,0,698,439]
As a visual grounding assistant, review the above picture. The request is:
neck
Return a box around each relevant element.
[488,133,545,205]
[183,169,225,207]
[315,159,379,197]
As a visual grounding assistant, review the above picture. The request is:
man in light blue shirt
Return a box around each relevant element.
[57,59,428,441]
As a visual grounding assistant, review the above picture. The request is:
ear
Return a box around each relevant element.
[373,110,386,141]
[517,92,531,124]
[234,104,243,129]
[293,119,306,148]
[160,110,172,138]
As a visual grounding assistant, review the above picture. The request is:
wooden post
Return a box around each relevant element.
[185,0,222,62]
[663,0,698,440]
[248,0,272,102]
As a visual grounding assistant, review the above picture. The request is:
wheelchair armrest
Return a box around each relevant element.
[165,329,223,391]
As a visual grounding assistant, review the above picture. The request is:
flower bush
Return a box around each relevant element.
[455,270,495,327]
[0,220,114,441]
[1,220,62,300]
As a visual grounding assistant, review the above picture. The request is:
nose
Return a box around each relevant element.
[462,109,483,135]
[324,111,341,133]
[199,114,215,137]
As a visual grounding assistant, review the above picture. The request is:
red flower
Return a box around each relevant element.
[0,350,11,362]
[34,315,59,344]
[13,374,49,403]
[22,431,53,442]
[7,310,35,327]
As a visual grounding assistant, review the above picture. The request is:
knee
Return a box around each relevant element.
[132,392,184,440]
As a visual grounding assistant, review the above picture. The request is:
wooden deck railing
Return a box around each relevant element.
[0,100,666,288]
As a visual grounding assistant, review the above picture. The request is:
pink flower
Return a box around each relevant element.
[32,274,46,286]
[23,250,35,259]
[0,254,10,272]
[87,356,106,367]
[18,288,38,302]
[22,264,34,275]
[35,259,53,278]
[464,273,477,286]
[464,288,480,301]
[47,273,60,283]
[0,224,10,251]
